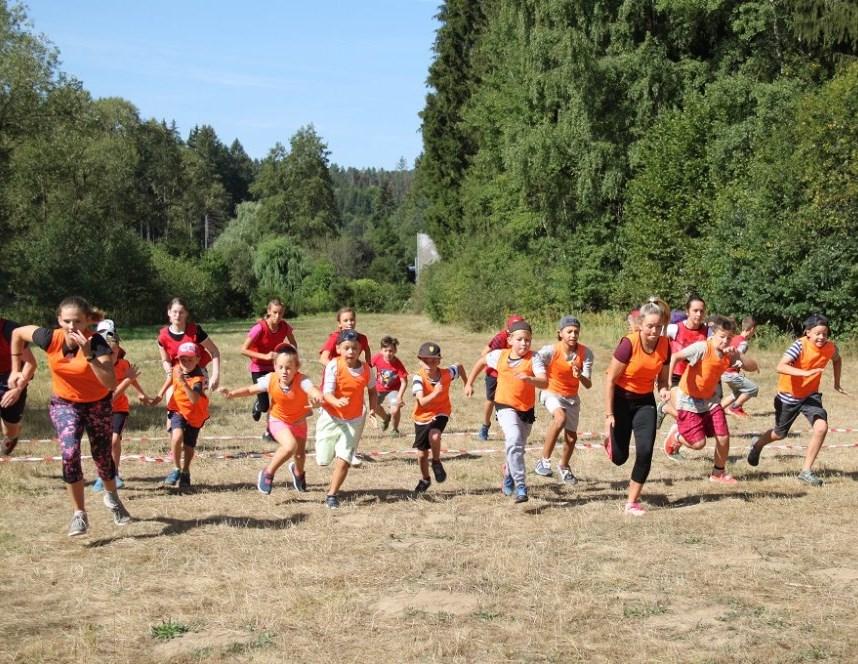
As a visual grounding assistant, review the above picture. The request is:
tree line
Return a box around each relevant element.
[0,2,416,325]
[414,0,858,333]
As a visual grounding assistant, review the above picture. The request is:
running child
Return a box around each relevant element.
[0,317,37,456]
[747,314,846,486]
[411,342,467,493]
[319,307,371,366]
[662,316,758,483]
[465,320,547,504]
[157,297,221,390]
[604,301,671,516]
[220,344,323,495]
[533,316,594,484]
[316,329,385,508]
[721,316,759,417]
[152,342,210,491]
[240,298,298,429]
[371,335,409,435]
[476,314,525,441]
[91,320,153,492]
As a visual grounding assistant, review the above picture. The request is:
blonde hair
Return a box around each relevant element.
[644,296,670,326]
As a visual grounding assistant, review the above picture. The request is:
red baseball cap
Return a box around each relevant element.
[177,342,199,358]
[505,314,524,330]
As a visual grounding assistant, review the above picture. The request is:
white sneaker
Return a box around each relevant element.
[68,511,89,536]
[350,453,362,467]
[533,458,552,477]
[103,492,132,526]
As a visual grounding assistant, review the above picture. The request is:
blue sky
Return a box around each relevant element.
[23,1,439,169]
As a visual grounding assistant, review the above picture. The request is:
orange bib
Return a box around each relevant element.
[546,342,587,398]
[46,329,110,403]
[615,334,669,395]
[269,372,312,424]
[323,358,370,420]
[495,350,536,411]
[680,341,732,399]
[777,340,836,399]
[413,368,453,423]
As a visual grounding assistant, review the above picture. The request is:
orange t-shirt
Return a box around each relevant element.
[777,339,837,399]
[45,329,111,403]
[545,342,588,398]
[614,334,670,395]
[495,350,537,411]
[268,372,313,424]
[167,370,209,428]
[112,357,131,413]
[322,358,371,421]
[679,341,733,400]
[412,367,454,424]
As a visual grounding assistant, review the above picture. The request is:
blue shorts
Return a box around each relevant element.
[168,411,202,448]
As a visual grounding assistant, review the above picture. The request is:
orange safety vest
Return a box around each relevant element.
[168,371,209,428]
[615,333,670,396]
[777,339,836,399]
[112,357,131,412]
[679,341,732,400]
[412,368,453,423]
[546,342,587,398]
[495,349,537,411]
[269,372,312,424]
[46,329,110,403]
[323,357,370,420]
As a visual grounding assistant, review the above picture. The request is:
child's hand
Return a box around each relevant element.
[658,387,670,402]
[463,384,474,398]
[805,368,825,377]
[571,364,581,378]
[145,395,163,406]
[309,393,322,408]
[515,373,532,383]
[333,396,349,408]
[125,364,141,381]
[136,393,149,405]
[0,386,23,408]
[432,382,443,395]
[218,387,232,398]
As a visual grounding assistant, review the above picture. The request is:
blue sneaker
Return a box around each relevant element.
[515,484,529,503]
[163,468,181,488]
[478,424,490,441]
[257,470,274,495]
[91,477,105,493]
[501,464,514,496]
[115,475,124,490]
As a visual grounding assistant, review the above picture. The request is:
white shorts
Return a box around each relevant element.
[380,391,401,410]
[314,409,365,466]
[540,391,581,432]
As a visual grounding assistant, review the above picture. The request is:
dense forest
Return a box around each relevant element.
[0,2,417,324]
[415,0,858,333]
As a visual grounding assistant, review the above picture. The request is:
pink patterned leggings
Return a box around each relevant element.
[49,395,115,484]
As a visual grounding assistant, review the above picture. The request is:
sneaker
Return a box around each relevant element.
[624,501,646,517]
[747,437,761,467]
[252,403,262,422]
[415,478,431,493]
[262,431,274,442]
[381,412,391,432]
[103,492,132,525]
[391,428,401,436]
[431,460,447,483]
[114,475,124,490]
[350,453,363,467]
[533,458,552,477]
[67,511,89,537]
[798,469,823,487]
[179,472,191,490]
[603,434,613,461]
[709,472,738,485]
[656,400,668,429]
[663,424,682,461]
[478,424,490,441]
[91,477,105,493]
[501,464,514,496]
[514,484,528,503]
[325,494,340,509]
[257,470,274,495]
[287,461,301,491]
[163,468,181,487]
[0,438,18,456]
[728,406,750,419]
[558,466,578,485]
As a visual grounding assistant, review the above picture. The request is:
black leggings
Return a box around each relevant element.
[608,392,657,485]
[251,371,270,413]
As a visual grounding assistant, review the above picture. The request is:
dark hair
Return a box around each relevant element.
[741,316,756,331]
[57,296,103,322]
[337,329,360,344]
[273,343,300,362]
[803,314,829,333]
[336,307,356,322]
[380,335,398,349]
[710,315,735,334]
[685,293,706,311]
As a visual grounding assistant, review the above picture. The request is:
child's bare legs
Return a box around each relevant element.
[391,404,402,431]
[111,432,122,475]
[627,480,643,505]
[482,400,493,428]
[803,418,828,471]
[68,480,85,511]
[417,449,430,479]
[560,430,577,468]
[713,435,730,471]
[662,389,679,420]
[326,457,350,496]
[170,428,185,471]
[265,429,298,476]
[294,438,307,476]
[541,409,565,461]
[676,433,706,451]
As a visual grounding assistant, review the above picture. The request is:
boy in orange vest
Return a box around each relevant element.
[411,342,467,492]
[662,316,757,483]
[534,316,593,484]
[747,314,846,486]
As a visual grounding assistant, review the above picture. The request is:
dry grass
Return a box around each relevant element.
[2,312,858,663]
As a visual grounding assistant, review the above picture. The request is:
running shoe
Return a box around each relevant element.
[262,431,274,442]
[414,478,431,493]
[0,438,18,456]
[325,494,340,509]
[514,484,528,503]
[351,453,363,467]
[709,472,738,485]
[431,460,447,483]
[533,458,552,477]
[178,472,191,490]
[747,437,761,467]
[501,464,514,496]
[68,511,89,537]
[381,412,391,432]
[728,406,750,419]
[663,424,682,461]
[257,470,274,495]
[624,502,646,517]
[163,468,181,488]
[252,403,262,422]
[91,477,105,493]
[478,424,490,441]
[558,466,577,485]
[656,400,668,429]
[797,469,823,487]
[103,492,132,525]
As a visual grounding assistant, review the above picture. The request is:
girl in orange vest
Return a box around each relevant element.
[411,342,467,493]
[152,342,210,491]
[220,344,323,495]
[316,329,384,508]
[465,320,547,503]
[662,316,758,484]
[604,301,671,516]
[747,314,846,486]
[9,296,131,536]
[533,316,594,484]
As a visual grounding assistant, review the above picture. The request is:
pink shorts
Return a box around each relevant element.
[677,406,728,443]
[268,416,308,440]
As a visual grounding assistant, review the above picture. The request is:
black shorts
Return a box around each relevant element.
[773,393,827,438]
[0,386,27,424]
[670,374,681,388]
[413,416,449,451]
[112,412,129,435]
[168,411,203,448]
[485,374,498,401]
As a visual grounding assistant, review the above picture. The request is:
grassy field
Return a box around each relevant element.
[2,312,858,663]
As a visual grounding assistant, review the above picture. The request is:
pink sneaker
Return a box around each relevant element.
[728,406,750,419]
[663,424,682,460]
[709,472,738,485]
[624,501,646,517]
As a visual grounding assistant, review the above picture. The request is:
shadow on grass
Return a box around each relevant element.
[85,512,308,547]
[340,486,506,505]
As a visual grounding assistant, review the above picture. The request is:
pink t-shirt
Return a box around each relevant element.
[371,353,408,393]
